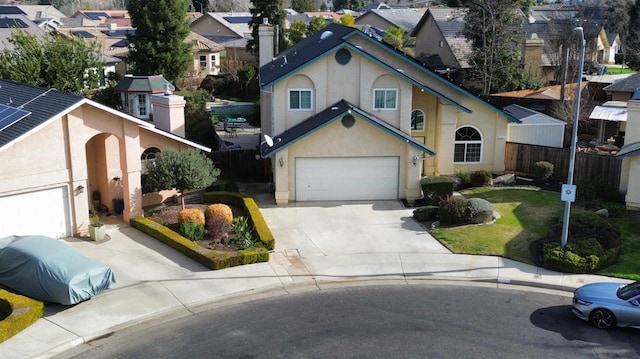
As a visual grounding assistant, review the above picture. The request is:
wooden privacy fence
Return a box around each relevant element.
[504,142,622,188]
[207,150,272,182]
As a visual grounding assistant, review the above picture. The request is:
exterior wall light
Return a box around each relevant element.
[413,155,420,166]
[279,157,285,167]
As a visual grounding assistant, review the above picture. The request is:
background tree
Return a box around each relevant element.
[625,0,640,70]
[247,0,287,55]
[145,148,220,208]
[0,30,102,94]
[339,13,355,26]
[462,0,526,97]
[332,0,366,11]
[286,19,308,46]
[291,0,314,12]
[126,0,192,84]
[307,16,329,36]
[191,0,209,13]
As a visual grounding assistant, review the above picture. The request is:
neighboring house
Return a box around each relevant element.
[410,7,470,82]
[616,100,640,210]
[258,23,519,204]
[0,79,209,239]
[603,73,640,102]
[56,23,224,82]
[354,8,425,36]
[0,4,67,21]
[490,82,586,115]
[0,14,46,50]
[190,12,255,69]
[589,73,640,147]
[503,104,565,148]
[114,75,175,120]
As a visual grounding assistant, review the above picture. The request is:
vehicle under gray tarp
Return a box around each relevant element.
[0,235,115,305]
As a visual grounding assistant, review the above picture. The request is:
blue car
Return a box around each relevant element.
[0,235,116,305]
[572,281,640,329]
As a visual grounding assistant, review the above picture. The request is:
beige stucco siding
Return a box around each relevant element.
[0,118,71,195]
[191,17,237,37]
[276,116,421,201]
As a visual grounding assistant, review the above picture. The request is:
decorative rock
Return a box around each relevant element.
[595,208,609,217]
[430,221,440,230]
[493,173,516,185]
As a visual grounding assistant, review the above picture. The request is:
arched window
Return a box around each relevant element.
[411,109,424,130]
[141,147,160,193]
[454,126,482,163]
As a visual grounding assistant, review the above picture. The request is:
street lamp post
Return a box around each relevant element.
[560,27,586,248]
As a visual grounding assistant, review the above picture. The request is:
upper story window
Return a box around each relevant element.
[211,55,217,67]
[373,88,397,110]
[411,109,424,130]
[199,55,207,68]
[454,126,482,163]
[137,94,147,117]
[288,89,312,110]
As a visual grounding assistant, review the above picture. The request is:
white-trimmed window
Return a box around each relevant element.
[199,55,207,68]
[288,89,312,110]
[141,147,160,193]
[137,94,147,117]
[374,88,397,110]
[411,109,424,130]
[454,126,482,163]
[210,55,217,67]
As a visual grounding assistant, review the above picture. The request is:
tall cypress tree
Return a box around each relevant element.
[126,0,192,84]
[247,0,287,56]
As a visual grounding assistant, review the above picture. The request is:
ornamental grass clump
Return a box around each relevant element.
[178,208,205,241]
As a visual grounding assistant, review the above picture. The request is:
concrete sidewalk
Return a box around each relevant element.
[0,186,629,359]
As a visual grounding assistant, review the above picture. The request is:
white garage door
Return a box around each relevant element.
[295,157,399,201]
[0,187,71,238]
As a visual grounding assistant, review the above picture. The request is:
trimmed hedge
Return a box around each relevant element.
[421,176,456,205]
[0,289,44,343]
[131,191,274,270]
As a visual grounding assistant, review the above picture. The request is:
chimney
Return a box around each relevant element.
[626,100,640,145]
[150,91,186,137]
[258,18,274,68]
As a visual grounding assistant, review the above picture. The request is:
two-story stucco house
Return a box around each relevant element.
[258,23,519,205]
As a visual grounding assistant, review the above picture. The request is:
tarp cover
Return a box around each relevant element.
[0,235,115,305]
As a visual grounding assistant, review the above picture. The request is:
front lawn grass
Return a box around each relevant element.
[430,186,640,280]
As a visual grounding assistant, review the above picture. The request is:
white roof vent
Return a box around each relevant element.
[320,30,333,41]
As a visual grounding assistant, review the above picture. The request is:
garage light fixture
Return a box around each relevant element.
[76,185,85,193]
[412,155,420,166]
[279,157,285,167]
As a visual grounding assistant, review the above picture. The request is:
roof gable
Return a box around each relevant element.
[603,73,640,93]
[0,79,209,153]
[261,100,435,157]
[260,23,518,123]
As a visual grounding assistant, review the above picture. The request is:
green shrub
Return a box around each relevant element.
[575,177,624,204]
[469,170,492,187]
[533,161,554,182]
[179,221,205,241]
[421,176,456,205]
[230,216,256,249]
[454,168,471,184]
[0,290,44,343]
[413,206,439,221]
[438,195,468,224]
[567,238,603,257]
[543,243,600,273]
[466,197,494,224]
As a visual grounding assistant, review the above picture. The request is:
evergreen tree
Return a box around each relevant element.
[291,0,314,12]
[0,30,102,94]
[462,0,527,97]
[126,0,192,84]
[625,0,640,70]
[247,0,287,55]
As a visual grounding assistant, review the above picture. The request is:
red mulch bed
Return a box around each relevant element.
[145,202,247,252]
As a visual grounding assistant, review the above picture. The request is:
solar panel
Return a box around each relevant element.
[223,16,252,24]
[71,30,95,38]
[85,11,111,20]
[0,6,26,15]
[0,104,31,132]
[101,29,135,37]
[111,38,130,47]
[0,18,28,29]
